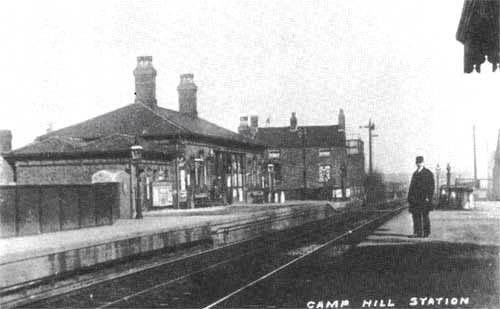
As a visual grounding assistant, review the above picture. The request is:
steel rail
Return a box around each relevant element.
[4,205,353,307]
[93,207,401,309]
[94,210,352,308]
[202,207,400,309]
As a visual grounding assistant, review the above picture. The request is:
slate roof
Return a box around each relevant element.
[6,134,178,160]
[37,104,182,141]
[8,103,262,159]
[255,125,345,148]
[36,103,255,145]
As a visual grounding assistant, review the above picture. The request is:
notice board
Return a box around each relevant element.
[152,181,173,207]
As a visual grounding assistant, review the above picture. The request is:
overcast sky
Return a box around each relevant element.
[1,0,498,177]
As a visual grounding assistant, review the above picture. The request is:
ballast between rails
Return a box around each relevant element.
[203,207,402,309]
[16,202,404,308]
[95,207,403,309]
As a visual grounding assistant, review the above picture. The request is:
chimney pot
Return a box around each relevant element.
[133,56,157,109]
[177,73,198,117]
[290,112,298,130]
[338,108,345,132]
[0,130,12,153]
[239,116,249,127]
[137,56,153,62]
[250,115,258,128]
[238,116,251,136]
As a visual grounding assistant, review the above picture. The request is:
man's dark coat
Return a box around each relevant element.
[408,167,435,213]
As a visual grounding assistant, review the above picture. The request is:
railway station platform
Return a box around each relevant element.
[351,202,500,308]
[0,200,367,293]
[276,201,500,309]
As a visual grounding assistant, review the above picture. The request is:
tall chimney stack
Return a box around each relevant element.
[0,130,13,184]
[290,112,298,131]
[249,115,259,138]
[338,109,345,132]
[250,115,259,129]
[0,130,12,153]
[238,116,250,136]
[177,73,198,117]
[133,56,157,109]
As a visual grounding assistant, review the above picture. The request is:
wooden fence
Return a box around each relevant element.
[0,183,120,238]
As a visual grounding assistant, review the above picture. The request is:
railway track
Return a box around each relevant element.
[14,204,404,308]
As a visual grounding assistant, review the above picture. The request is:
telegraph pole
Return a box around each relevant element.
[361,119,377,174]
[299,127,307,199]
[473,124,478,188]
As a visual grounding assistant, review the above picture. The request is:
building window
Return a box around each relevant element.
[268,150,280,159]
[319,149,331,157]
[319,164,331,182]
[347,140,362,155]
[267,163,282,182]
[194,158,205,187]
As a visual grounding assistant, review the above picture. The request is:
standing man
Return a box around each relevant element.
[407,156,435,237]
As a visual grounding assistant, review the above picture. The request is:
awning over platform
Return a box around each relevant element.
[456,0,500,73]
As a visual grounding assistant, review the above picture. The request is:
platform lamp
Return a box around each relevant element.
[446,163,451,187]
[446,163,451,202]
[435,164,441,200]
[297,127,307,200]
[340,163,347,200]
[131,144,144,219]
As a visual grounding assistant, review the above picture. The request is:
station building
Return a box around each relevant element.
[2,56,367,213]
[3,57,266,213]
[238,110,365,201]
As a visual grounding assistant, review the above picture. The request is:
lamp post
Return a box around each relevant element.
[320,167,329,200]
[435,164,441,201]
[446,163,452,203]
[340,163,347,200]
[298,127,307,199]
[360,119,377,174]
[131,144,144,219]
[446,163,451,187]
[267,163,274,202]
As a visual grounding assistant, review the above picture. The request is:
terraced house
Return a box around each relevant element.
[238,110,366,201]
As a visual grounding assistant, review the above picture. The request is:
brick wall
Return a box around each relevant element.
[347,153,366,187]
[279,148,303,189]
[15,159,132,184]
[305,147,346,189]
[0,157,13,184]
[14,158,179,213]
[0,183,120,238]
[271,146,346,190]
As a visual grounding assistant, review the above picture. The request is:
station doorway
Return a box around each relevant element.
[215,151,245,204]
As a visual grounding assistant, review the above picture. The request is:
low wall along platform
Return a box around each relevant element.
[0,201,358,291]
[0,183,121,238]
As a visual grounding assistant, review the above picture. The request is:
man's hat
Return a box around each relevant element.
[416,156,424,163]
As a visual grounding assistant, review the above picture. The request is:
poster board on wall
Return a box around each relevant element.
[152,181,173,207]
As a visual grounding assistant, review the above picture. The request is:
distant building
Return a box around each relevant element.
[346,138,366,198]
[0,130,13,184]
[491,130,500,200]
[239,110,365,200]
[4,56,266,212]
